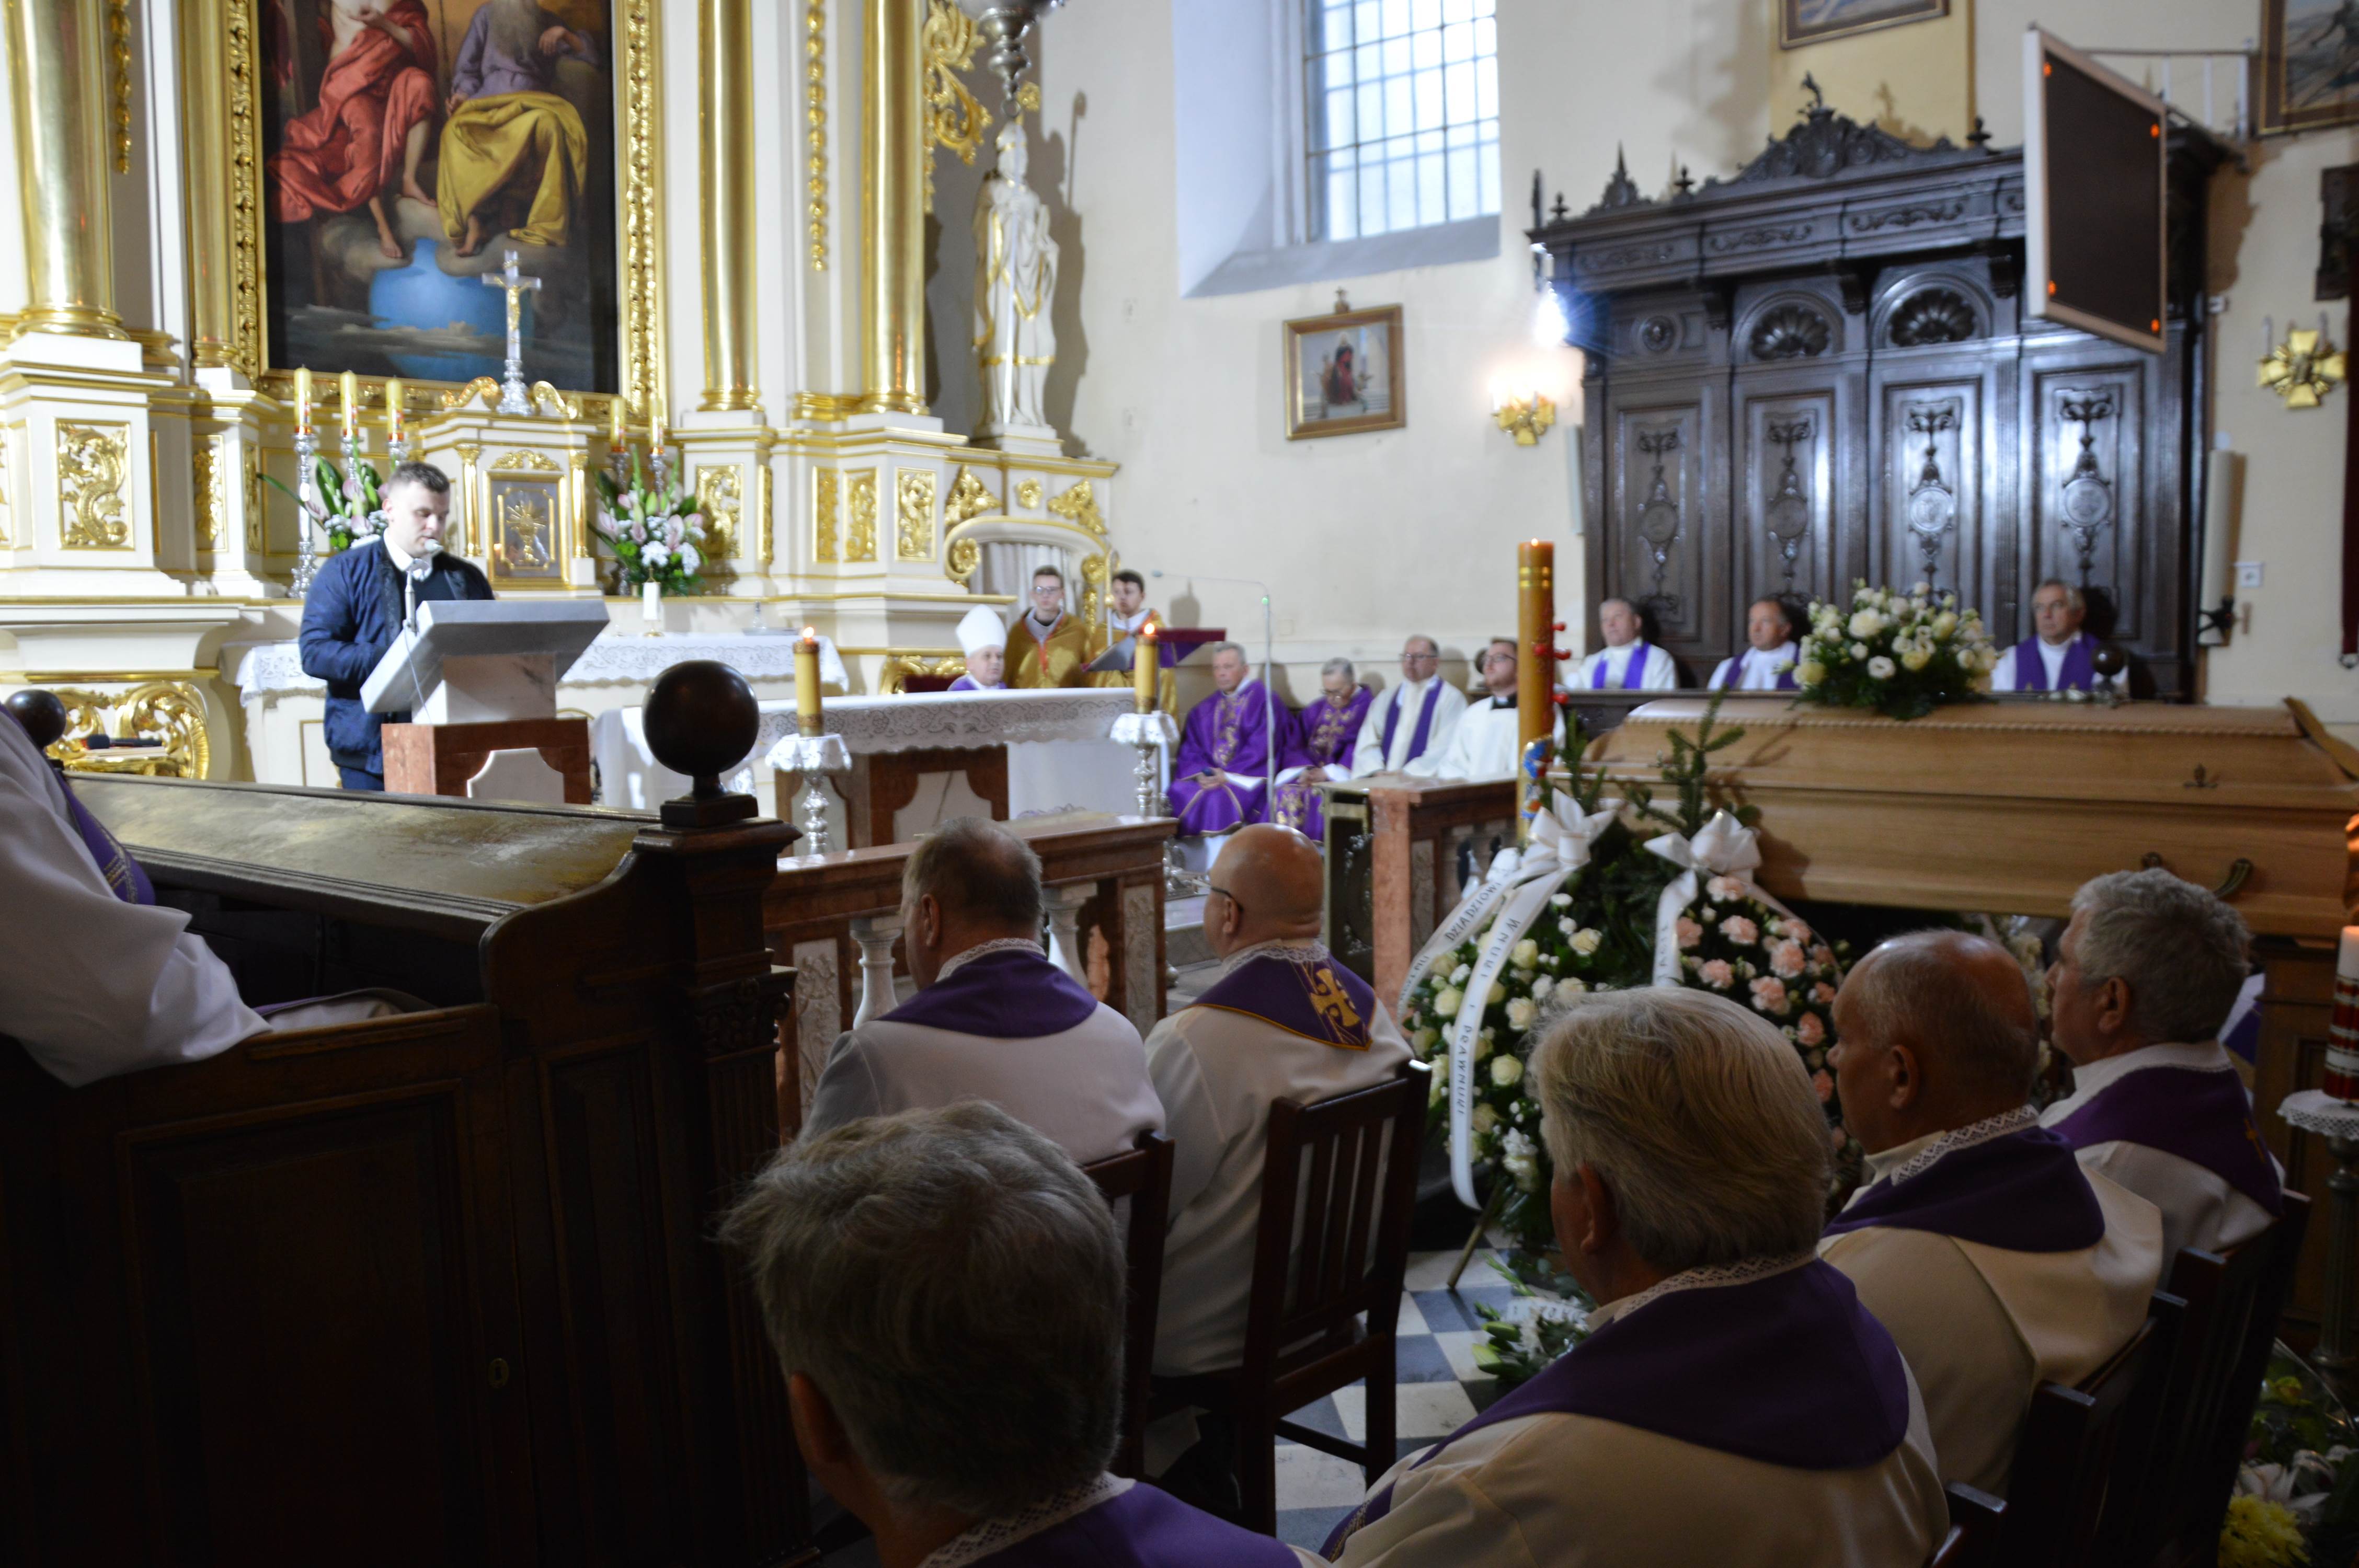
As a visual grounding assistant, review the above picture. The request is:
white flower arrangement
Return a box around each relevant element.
[593,457,711,596]
[1797,581,1998,721]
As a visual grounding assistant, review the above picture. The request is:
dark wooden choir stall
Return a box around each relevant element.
[0,664,819,1568]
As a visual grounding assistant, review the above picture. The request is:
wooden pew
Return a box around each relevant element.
[1590,696,2359,1344]
[0,668,817,1566]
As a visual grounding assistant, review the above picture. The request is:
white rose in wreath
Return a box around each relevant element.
[1433,986,1464,1018]
[1510,939,1541,971]
[1488,981,1508,1006]
[1867,655,1896,680]
[1472,1103,1499,1135]
[1449,963,1471,985]
[1505,997,1537,1032]
[1848,609,1884,640]
[1570,927,1602,956]
[1531,975,1555,1000]
[1491,1054,1524,1088]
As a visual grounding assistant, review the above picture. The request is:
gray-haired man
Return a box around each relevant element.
[800,817,1162,1164]
[2041,868,2286,1261]
[1349,635,1466,777]
[722,1103,1316,1567]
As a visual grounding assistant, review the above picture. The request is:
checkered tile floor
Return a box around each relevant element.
[815,1247,1527,1563]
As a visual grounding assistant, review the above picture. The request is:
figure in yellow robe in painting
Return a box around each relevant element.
[437,0,596,257]
[1005,566,1095,689]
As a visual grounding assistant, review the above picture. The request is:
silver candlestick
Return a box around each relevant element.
[797,771,834,855]
[291,426,320,595]
[1131,735,1162,818]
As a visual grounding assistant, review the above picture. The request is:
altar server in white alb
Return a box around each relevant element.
[1148,824,1411,1379]
[1350,635,1467,776]
[1327,987,1944,1568]
[947,605,1007,691]
[1573,598,1677,691]
[2042,869,2285,1263]
[1410,638,1524,781]
[1822,930,2165,1495]
[1991,579,2102,694]
[1708,597,1802,691]
[799,817,1161,1165]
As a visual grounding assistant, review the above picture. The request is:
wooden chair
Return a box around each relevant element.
[1929,1484,2007,1568]
[1080,1129,1176,1480]
[1999,1296,2183,1568]
[2120,1195,2314,1568]
[1150,1061,1430,1534]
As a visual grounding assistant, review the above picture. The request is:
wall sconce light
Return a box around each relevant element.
[2260,314,2346,410]
[1492,389,1556,446]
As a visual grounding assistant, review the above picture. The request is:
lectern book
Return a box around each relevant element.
[362,598,610,724]
[1083,625,1229,673]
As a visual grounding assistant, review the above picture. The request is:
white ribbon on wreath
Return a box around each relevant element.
[1642,810,1801,987]
[1442,793,1620,1207]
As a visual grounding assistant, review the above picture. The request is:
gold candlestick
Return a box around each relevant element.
[1133,621,1159,713]
[293,366,313,435]
[796,627,823,737]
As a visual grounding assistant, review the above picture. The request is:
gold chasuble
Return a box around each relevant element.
[1006,613,1095,688]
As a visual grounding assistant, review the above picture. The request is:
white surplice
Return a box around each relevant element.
[1349,677,1468,777]
[1332,1261,1948,1568]
[1405,694,1523,781]
[0,714,266,1086]
[1706,641,1799,691]
[1146,939,1413,1376]
[2040,1040,2282,1264]
[800,940,1163,1166]
[1571,641,1677,691]
[1816,1110,2166,1495]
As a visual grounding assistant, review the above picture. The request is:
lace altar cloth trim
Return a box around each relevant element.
[753,689,1137,760]
[2280,1089,2359,1139]
[226,631,850,698]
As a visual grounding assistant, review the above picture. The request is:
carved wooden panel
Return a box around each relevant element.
[1735,388,1841,605]
[2021,344,2157,645]
[1607,395,1719,655]
[1870,374,1989,604]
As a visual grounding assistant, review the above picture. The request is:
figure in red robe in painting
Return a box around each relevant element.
[268,0,440,261]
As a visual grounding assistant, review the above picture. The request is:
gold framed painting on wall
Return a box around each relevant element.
[1779,0,1947,49]
[184,0,664,416]
[1284,304,1405,441]
[2262,0,2359,135]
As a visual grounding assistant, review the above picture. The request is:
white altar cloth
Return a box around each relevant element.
[591,688,1146,831]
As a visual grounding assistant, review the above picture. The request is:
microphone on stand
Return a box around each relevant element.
[401,540,440,718]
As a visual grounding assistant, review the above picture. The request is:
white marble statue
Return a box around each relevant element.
[974,119,1058,442]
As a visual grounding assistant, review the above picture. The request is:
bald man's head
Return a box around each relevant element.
[1831,929,2039,1152]
[1206,824,1325,958]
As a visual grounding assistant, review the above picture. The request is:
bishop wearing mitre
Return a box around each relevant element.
[1005,565,1095,688]
[948,606,1006,692]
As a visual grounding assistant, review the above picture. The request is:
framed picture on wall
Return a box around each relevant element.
[2263,0,2359,135]
[1779,0,1948,49]
[1284,304,1405,440]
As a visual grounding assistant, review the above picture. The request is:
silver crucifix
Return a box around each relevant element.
[483,248,542,416]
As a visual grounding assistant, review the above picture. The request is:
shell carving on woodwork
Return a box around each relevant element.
[1889,289,1978,348]
[1748,304,1832,362]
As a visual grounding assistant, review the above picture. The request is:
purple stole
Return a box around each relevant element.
[971,1483,1300,1568]
[2010,631,2098,691]
[2047,1065,2285,1216]
[1188,949,1375,1051]
[1823,1127,2106,1253]
[879,948,1102,1038]
[1302,688,1371,767]
[946,674,1000,692]
[1324,1261,1911,1556]
[3,709,154,905]
[1712,648,1799,692]
[1590,640,1654,691]
[1377,682,1442,765]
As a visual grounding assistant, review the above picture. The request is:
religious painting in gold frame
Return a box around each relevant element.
[2262,0,2359,135]
[1284,304,1405,441]
[179,0,664,420]
[1779,0,1946,49]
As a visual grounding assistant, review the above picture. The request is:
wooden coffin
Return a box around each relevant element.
[0,778,806,1568]
[1590,696,2359,1342]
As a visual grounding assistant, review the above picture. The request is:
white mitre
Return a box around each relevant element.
[955,604,1007,658]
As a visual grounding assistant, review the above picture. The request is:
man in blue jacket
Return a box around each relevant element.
[298,460,495,790]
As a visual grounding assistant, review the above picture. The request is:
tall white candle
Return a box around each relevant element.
[642,580,661,623]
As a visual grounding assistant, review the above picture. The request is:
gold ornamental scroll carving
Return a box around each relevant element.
[845,468,878,561]
[487,451,565,589]
[182,0,667,419]
[1047,478,1105,537]
[919,0,989,215]
[814,467,841,561]
[696,463,743,564]
[244,445,264,550]
[58,423,133,548]
[48,682,211,779]
[1015,478,1042,508]
[895,468,937,561]
[193,434,223,548]
[879,654,965,693]
[943,466,997,528]
[755,434,775,563]
[805,0,829,268]
[108,0,133,172]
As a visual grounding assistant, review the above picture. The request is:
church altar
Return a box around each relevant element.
[594,686,1140,843]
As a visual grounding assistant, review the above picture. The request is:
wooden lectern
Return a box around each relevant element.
[365,598,609,803]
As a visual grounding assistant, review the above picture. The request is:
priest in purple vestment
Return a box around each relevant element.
[1168,642,1308,836]
[1707,597,1801,692]
[1992,578,2101,693]
[1326,988,1944,1568]
[1820,930,2164,1494]
[719,1102,1318,1568]
[2041,869,2284,1262]
[1273,656,1372,840]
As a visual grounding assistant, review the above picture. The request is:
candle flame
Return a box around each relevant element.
[800,626,818,640]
